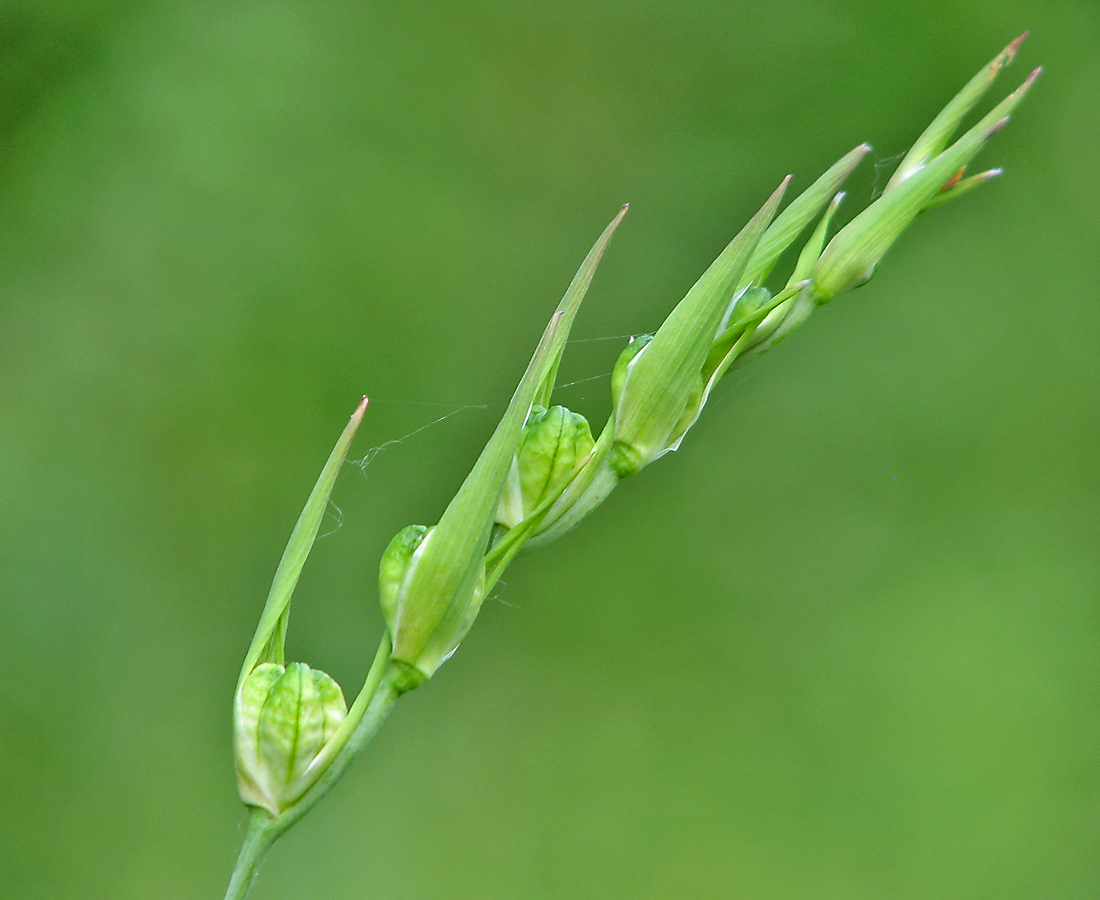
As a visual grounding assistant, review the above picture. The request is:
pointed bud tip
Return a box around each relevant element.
[754,175,791,210]
[967,168,1005,187]
[997,32,1028,69]
[826,191,846,212]
[988,116,1012,138]
[769,174,793,205]
[1002,68,1041,105]
[351,395,369,421]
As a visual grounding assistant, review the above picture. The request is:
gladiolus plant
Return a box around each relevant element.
[223,37,1038,899]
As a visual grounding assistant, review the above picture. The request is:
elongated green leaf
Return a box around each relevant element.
[388,312,564,677]
[536,205,629,408]
[238,397,369,688]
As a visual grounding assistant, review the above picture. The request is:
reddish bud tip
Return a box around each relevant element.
[987,116,1012,139]
[1006,32,1028,61]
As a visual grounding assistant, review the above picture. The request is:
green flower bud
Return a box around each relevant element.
[607,334,705,478]
[496,405,595,532]
[885,34,1026,193]
[609,179,789,478]
[609,333,651,403]
[378,524,430,624]
[716,285,771,336]
[379,519,487,693]
[234,662,348,817]
[379,209,627,691]
[377,523,446,693]
[812,56,1038,304]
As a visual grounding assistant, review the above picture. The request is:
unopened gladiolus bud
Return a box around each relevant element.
[610,178,789,477]
[382,212,627,690]
[378,523,459,693]
[234,662,348,817]
[379,317,565,690]
[608,334,704,478]
[496,405,595,531]
[380,516,487,692]
[812,46,1038,304]
[378,524,429,624]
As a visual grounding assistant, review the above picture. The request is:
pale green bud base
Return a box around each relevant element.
[389,658,430,694]
[235,661,349,817]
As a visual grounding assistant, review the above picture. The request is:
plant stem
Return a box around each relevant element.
[223,809,276,900]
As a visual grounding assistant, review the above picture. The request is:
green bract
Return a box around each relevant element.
[380,207,630,689]
[609,177,789,478]
[235,397,369,686]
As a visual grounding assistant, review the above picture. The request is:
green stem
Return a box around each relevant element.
[223,809,277,900]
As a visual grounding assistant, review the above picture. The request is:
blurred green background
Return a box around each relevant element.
[1,1,1097,898]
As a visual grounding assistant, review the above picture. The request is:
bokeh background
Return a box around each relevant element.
[1,1,1097,898]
